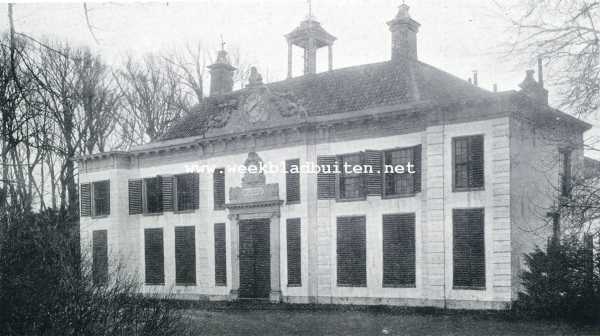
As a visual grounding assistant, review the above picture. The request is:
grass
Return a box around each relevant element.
[179,302,600,336]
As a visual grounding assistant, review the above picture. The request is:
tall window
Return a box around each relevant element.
[214,223,227,286]
[336,216,366,287]
[384,146,421,196]
[286,218,301,286]
[92,230,108,285]
[559,149,572,197]
[175,226,196,285]
[145,177,162,214]
[286,159,301,203]
[213,168,225,210]
[176,173,195,211]
[144,228,164,285]
[382,214,416,287]
[453,208,485,289]
[337,153,365,200]
[92,181,110,216]
[453,135,484,190]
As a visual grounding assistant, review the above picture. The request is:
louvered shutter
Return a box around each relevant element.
[286,218,301,286]
[214,223,227,286]
[144,228,164,285]
[317,156,337,199]
[80,183,91,217]
[92,230,108,285]
[469,136,484,188]
[213,169,225,210]
[128,179,143,215]
[453,208,485,289]
[336,216,366,287]
[286,159,301,203]
[383,214,416,287]
[160,175,174,212]
[365,150,383,196]
[192,173,200,210]
[175,226,196,285]
[413,145,422,192]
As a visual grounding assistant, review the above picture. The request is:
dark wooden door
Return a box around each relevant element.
[239,219,271,299]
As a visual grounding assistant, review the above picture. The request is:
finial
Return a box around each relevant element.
[220,34,226,51]
[397,2,411,19]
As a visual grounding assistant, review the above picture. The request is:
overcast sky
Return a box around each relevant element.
[1,0,599,155]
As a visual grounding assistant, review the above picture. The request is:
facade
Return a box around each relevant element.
[78,4,591,309]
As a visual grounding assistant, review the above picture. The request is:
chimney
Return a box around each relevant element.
[207,48,236,96]
[537,57,544,88]
[519,69,549,105]
[387,3,421,61]
[493,83,498,92]
[473,70,479,86]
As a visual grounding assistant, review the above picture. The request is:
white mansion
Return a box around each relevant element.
[78,4,591,309]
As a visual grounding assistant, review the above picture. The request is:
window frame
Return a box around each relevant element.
[382,213,416,288]
[213,168,226,211]
[382,146,417,198]
[452,208,486,290]
[336,152,366,202]
[452,135,485,192]
[175,173,196,212]
[90,180,110,217]
[285,159,301,205]
[336,215,367,287]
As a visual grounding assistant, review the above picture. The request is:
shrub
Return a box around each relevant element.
[0,209,194,336]
[514,237,600,322]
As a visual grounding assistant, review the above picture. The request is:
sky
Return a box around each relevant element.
[1,0,599,156]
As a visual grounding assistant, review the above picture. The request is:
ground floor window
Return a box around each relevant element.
[286,218,301,286]
[382,214,416,287]
[92,230,108,285]
[453,208,485,289]
[144,228,164,285]
[175,226,196,285]
[214,223,227,286]
[336,216,366,287]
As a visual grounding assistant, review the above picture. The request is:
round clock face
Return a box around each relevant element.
[243,93,268,123]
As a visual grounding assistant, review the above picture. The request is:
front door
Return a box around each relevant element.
[238,218,271,299]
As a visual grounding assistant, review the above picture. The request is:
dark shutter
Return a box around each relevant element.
[191,173,200,209]
[92,230,108,285]
[128,179,143,215]
[336,216,366,287]
[80,183,91,217]
[160,175,174,212]
[469,136,484,188]
[383,214,416,287]
[317,156,337,199]
[413,145,422,192]
[365,150,383,196]
[144,228,164,285]
[145,177,163,214]
[213,168,225,210]
[286,159,301,203]
[214,223,227,286]
[175,226,196,285]
[286,218,301,286]
[453,208,485,289]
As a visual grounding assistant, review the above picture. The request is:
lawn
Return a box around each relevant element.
[181,304,600,336]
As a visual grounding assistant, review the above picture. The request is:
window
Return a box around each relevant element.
[93,181,110,216]
[144,228,164,285]
[92,230,108,285]
[213,168,225,210]
[145,177,162,214]
[214,223,227,286]
[80,183,91,217]
[317,156,337,199]
[384,146,421,196]
[286,218,301,286]
[286,159,300,203]
[453,135,484,191]
[336,216,366,287]
[453,208,485,289]
[337,153,365,200]
[382,214,416,287]
[175,226,196,285]
[128,179,143,215]
[559,149,572,197]
[176,174,195,211]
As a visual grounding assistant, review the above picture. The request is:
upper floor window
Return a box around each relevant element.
[144,177,162,214]
[213,168,225,210]
[286,159,300,204]
[176,173,195,211]
[337,153,365,200]
[80,180,110,217]
[453,135,484,191]
[384,146,421,196]
[559,149,572,197]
